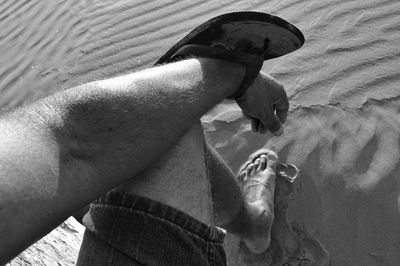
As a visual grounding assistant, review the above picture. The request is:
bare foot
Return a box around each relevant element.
[238,150,278,254]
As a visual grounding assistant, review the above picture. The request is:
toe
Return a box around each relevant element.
[239,171,246,183]
[253,158,261,170]
[259,155,267,170]
[249,148,275,162]
[246,163,254,176]
[266,153,278,171]
[238,160,252,176]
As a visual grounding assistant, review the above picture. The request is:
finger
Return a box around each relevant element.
[258,92,284,135]
[262,111,283,136]
[251,118,260,132]
[275,105,288,124]
[274,90,289,124]
[258,122,267,134]
[273,127,284,136]
[274,86,289,124]
[252,118,269,134]
[265,75,288,125]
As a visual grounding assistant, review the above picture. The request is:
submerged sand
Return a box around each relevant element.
[2,0,400,265]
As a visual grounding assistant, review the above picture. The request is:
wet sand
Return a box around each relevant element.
[2,0,400,265]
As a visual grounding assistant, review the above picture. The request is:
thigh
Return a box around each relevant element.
[114,121,214,225]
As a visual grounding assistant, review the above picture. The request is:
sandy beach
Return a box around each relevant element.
[2,0,400,265]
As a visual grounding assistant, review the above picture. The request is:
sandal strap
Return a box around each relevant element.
[170,44,264,99]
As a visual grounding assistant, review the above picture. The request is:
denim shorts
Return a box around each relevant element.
[76,191,227,266]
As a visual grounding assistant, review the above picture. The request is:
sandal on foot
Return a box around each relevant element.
[154,11,304,99]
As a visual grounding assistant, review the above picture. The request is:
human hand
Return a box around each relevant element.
[235,72,289,135]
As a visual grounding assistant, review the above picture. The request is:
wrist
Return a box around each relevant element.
[195,58,246,99]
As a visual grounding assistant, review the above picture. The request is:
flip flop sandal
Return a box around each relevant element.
[154,11,304,99]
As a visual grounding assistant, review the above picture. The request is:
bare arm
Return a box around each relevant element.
[0,58,245,262]
[0,57,288,262]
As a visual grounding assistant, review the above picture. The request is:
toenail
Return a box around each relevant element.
[266,154,277,161]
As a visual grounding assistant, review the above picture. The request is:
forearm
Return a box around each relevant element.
[0,109,77,262]
[0,58,244,262]
[57,58,244,183]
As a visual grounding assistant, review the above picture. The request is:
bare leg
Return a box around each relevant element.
[114,122,214,225]
[206,145,277,255]
[115,123,278,254]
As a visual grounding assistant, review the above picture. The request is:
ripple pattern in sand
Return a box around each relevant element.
[1,0,400,110]
[205,99,400,266]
